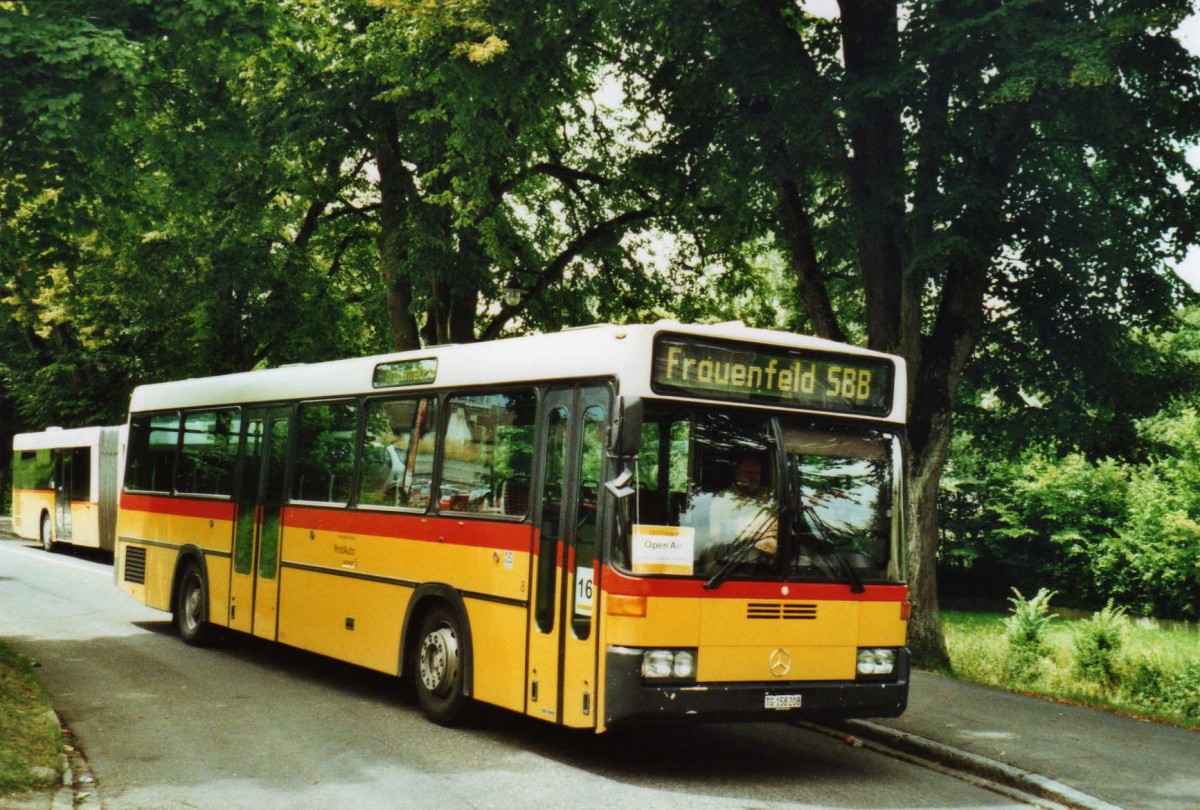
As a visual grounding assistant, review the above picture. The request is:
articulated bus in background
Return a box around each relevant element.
[12,425,126,552]
[114,322,910,731]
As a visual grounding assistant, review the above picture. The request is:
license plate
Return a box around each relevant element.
[765,694,803,710]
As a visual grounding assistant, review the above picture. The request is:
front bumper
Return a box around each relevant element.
[604,646,909,727]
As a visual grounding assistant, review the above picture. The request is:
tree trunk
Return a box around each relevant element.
[904,410,955,667]
[371,109,421,352]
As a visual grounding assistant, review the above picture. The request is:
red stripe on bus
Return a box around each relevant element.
[120,493,236,522]
[600,565,908,602]
[281,506,533,553]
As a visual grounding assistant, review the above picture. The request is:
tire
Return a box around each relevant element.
[39,512,54,552]
[174,562,212,646]
[414,603,471,725]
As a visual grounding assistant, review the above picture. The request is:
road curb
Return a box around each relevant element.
[831,719,1123,810]
[55,712,102,810]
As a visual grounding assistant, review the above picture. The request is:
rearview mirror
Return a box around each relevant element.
[608,396,643,457]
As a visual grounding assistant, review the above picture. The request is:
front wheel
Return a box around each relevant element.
[174,562,212,646]
[415,604,471,725]
[39,513,54,552]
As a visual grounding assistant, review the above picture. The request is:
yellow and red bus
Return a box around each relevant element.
[12,425,125,552]
[115,322,909,730]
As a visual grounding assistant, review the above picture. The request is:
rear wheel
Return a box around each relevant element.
[39,513,53,552]
[415,604,471,725]
[174,562,212,646]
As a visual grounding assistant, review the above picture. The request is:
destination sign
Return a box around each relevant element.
[373,358,438,388]
[652,335,893,416]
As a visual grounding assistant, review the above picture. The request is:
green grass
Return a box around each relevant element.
[0,641,63,796]
[943,609,1200,729]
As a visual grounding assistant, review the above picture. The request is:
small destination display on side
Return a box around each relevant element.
[652,335,893,416]
[373,358,438,388]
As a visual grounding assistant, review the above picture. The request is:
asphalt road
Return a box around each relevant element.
[0,536,1031,809]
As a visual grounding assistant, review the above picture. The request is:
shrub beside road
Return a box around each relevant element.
[944,602,1200,729]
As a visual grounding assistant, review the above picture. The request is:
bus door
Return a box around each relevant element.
[53,450,72,541]
[527,384,609,727]
[228,406,291,639]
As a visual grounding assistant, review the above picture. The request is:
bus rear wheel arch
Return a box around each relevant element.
[412,601,472,726]
[174,558,212,646]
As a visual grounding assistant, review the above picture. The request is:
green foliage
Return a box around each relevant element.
[940,440,1129,608]
[1094,402,1200,620]
[944,609,1200,727]
[1003,588,1057,685]
[1118,655,1200,722]
[2,0,385,431]
[0,641,63,795]
[942,308,1200,622]
[1072,601,1126,686]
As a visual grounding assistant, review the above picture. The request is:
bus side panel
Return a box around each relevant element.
[12,490,52,540]
[277,511,531,686]
[278,567,408,674]
[277,509,532,707]
[204,554,232,628]
[68,502,101,548]
[115,542,176,612]
[464,600,527,713]
[116,496,236,615]
[281,509,531,602]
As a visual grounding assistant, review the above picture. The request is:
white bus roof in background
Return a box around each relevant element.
[128,322,907,424]
[13,425,122,451]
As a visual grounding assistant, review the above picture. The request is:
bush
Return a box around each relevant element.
[1071,601,1126,686]
[1118,656,1200,722]
[943,609,1200,727]
[938,442,1129,610]
[1003,588,1056,685]
[1100,458,1200,620]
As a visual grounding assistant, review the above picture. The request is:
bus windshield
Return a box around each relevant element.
[617,405,903,585]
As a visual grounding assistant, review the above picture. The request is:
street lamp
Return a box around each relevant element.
[502,286,523,307]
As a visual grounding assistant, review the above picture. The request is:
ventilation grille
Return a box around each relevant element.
[747,602,818,620]
[123,546,146,584]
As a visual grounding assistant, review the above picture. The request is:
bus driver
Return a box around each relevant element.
[707,453,778,557]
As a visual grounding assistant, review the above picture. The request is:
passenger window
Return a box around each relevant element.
[125,413,180,493]
[13,450,52,491]
[572,406,605,640]
[68,447,91,500]
[535,406,568,633]
[442,391,536,516]
[359,397,438,509]
[292,402,358,504]
[176,409,240,496]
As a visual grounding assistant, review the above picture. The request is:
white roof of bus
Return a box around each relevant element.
[13,425,119,451]
[128,322,906,424]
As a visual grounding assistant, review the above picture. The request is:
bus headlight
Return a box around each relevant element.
[641,649,698,681]
[856,648,897,677]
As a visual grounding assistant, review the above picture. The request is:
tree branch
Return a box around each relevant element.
[496,162,610,198]
[777,178,846,342]
[479,208,655,340]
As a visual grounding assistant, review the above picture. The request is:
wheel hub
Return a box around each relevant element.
[184,580,202,630]
[419,625,459,696]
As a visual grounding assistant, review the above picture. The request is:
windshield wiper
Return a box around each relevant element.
[704,504,784,590]
[795,507,865,594]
